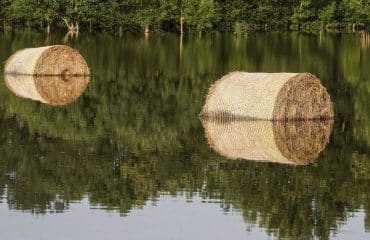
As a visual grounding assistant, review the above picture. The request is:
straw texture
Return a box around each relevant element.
[4,74,89,105]
[200,72,334,120]
[201,119,333,165]
[5,45,89,76]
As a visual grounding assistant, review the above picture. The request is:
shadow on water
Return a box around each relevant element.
[0,32,369,239]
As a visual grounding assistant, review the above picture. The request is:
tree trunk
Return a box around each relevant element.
[179,32,183,59]
[62,18,73,31]
[46,21,50,34]
[180,12,184,37]
[62,18,79,39]
[119,26,123,36]
[179,33,183,83]
[144,25,149,36]
[62,18,79,33]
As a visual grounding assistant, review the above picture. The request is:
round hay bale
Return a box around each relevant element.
[201,119,333,165]
[200,72,334,120]
[4,45,89,76]
[4,74,89,105]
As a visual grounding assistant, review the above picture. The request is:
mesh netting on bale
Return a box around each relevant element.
[4,74,90,105]
[201,119,333,165]
[4,45,89,76]
[200,72,334,120]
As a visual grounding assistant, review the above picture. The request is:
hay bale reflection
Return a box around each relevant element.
[201,118,333,165]
[4,74,89,105]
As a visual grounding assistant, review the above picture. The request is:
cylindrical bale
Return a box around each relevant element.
[201,119,333,165]
[201,72,334,120]
[4,74,89,105]
[4,45,89,76]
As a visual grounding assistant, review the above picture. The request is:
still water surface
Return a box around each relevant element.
[0,32,369,240]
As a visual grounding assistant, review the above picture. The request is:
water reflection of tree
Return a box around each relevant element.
[0,116,369,239]
[0,33,369,239]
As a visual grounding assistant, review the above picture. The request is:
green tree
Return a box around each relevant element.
[35,0,60,33]
[291,0,318,30]
[185,0,220,35]
[342,0,370,30]
[319,2,337,28]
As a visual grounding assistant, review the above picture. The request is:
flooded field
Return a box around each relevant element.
[0,32,369,240]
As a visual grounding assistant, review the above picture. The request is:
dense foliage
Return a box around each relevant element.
[1,0,370,33]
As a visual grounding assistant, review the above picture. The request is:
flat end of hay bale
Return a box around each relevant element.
[273,73,334,120]
[35,45,90,76]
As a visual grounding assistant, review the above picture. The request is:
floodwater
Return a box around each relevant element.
[0,32,369,240]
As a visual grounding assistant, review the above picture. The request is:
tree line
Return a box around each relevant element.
[1,0,370,35]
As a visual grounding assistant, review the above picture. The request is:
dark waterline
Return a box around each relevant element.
[0,32,369,240]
